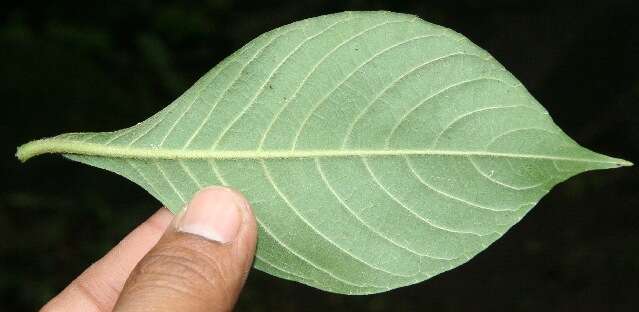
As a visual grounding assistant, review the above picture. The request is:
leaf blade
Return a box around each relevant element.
[16,11,631,294]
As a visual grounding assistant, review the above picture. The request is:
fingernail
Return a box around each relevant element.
[176,186,246,243]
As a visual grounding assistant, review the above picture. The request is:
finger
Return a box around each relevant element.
[114,186,257,312]
[42,208,173,312]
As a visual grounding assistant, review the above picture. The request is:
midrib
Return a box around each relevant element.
[17,138,631,166]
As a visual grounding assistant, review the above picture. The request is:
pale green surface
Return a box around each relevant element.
[17,11,630,294]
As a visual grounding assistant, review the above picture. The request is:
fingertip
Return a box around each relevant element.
[176,186,252,244]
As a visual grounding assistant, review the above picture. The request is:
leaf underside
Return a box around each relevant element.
[17,11,631,294]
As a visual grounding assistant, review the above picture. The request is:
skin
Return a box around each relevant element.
[41,187,258,312]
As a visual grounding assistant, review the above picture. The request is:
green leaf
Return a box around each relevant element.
[16,11,631,294]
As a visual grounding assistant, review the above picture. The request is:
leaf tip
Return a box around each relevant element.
[600,155,633,169]
[616,158,633,167]
[583,149,633,170]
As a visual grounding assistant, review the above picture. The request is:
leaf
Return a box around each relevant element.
[16,11,631,294]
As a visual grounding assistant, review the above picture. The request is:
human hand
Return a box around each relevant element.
[42,186,258,312]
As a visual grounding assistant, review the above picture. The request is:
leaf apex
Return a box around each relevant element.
[598,152,633,168]
[616,158,633,167]
[595,155,633,169]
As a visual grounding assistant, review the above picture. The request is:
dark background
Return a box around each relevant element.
[2,1,638,311]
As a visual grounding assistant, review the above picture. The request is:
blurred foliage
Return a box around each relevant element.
[1,0,638,311]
